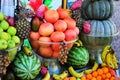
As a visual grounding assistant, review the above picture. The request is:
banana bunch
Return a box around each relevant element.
[73,40,83,47]
[101,45,118,69]
[52,70,68,80]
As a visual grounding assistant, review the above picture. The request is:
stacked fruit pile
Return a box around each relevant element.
[30,8,79,64]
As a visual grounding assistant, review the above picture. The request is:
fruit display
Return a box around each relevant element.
[30,8,79,64]
[81,0,114,20]
[13,51,41,80]
[0,0,120,80]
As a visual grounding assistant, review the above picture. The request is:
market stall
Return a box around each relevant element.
[0,0,120,80]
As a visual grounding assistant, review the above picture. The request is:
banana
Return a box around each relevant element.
[111,52,119,69]
[74,40,83,47]
[101,62,107,67]
[52,70,68,80]
[106,52,115,69]
[42,71,50,80]
[103,45,111,51]
[101,50,109,63]
[23,46,32,56]
[84,69,93,74]
[92,62,99,71]
[68,66,84,78]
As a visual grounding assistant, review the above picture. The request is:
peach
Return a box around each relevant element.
[73,27,80,35]
[52,51,59,58]
[39,36,51,47]
[29,31,40,40]
[50,31,65,42]
[38,47,53,58]
[64,17,76,29]
[54,20,67,32]
[39,22,54,36]
[64,29,77,41]
[57,8,69,19]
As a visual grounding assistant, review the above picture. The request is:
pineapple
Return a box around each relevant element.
[0,53,10,75]
[15,6,35,40]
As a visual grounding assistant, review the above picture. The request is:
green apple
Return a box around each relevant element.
[7,26,16,36]
[0,27,3,32]
[0,20,9,30]
[8,33,11,40]
[11,36,20,44]
[0,12,4,21]
[0,39,8,50]
[7,40,15,49]
[0,32,10,41]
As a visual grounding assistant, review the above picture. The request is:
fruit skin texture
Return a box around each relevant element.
[57,8,69,19]
[54,20,67,32]
[83,21,90,34]
[13,52,41,80]
[38,47,53,58]
[44,10,59,23]
[67,47,89,69]
[39,22,54,36]
[39,36,51,47]
[30,31,40,40]
[7,26,17,36]
[30,40,40,50]
[50,31,65,42]
[11,36,20,44]
[64,29,77,41]
[31,17,41,32]
[64,17,76,29]
[0,32,10,41]
[82,0,114,20]
[7,40,15,49]
[0,20,9,30]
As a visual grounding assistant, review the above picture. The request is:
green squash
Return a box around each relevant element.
[80,20,117,50]
[82,0,114,20]
[67,47,89,69]
[13,52,41,80]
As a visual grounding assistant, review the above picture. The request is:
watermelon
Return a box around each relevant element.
[67,47,89,69]
[13,52,41,80]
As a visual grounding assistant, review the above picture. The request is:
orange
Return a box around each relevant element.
[106,73,111,79]
[92,71,98,77]
[110,76,115,80]
[101,74,106,80]
[91,77,96,80]
[86,73,92,79]
[102,67,109,74]
[96,76,102,80]
[97,69,103,75]
[64,77,69,80]
[69,77,76,80]
[44,10,59,23]
[81,76,86,80]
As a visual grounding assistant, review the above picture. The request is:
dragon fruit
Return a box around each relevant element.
[83,21,91,34]
[70,0,82,10]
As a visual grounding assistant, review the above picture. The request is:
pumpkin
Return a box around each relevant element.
[82,0,114,20]
[13,52,41,80]
[80,20,117,50]
[67,46,89,69]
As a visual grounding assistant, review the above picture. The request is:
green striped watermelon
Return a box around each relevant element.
[67,47,89,69]
[13,52,41,80]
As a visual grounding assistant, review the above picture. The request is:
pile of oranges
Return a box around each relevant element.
[81,67,116,80]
